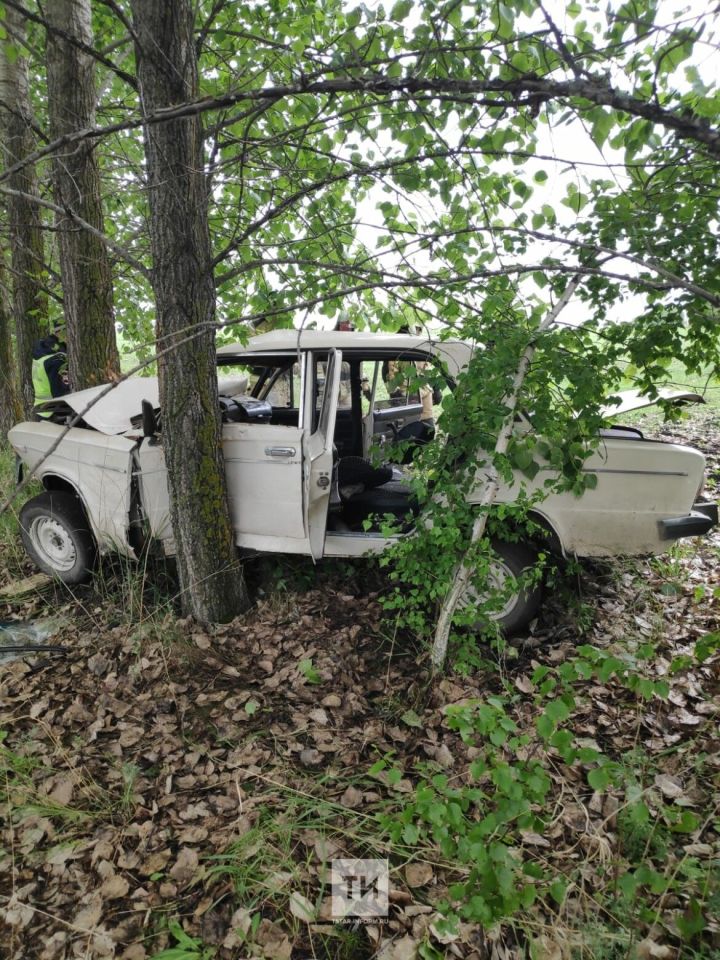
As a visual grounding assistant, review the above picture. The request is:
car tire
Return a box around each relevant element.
[20,491,96,585]
[458,539,542,634]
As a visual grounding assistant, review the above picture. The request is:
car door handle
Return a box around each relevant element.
[265,446,296,458]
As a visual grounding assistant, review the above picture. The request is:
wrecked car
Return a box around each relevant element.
[7,330,718,631]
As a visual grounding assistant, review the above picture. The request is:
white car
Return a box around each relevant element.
[7,330,717,631]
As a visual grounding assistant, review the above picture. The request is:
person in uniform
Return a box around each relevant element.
[32,324,70,415]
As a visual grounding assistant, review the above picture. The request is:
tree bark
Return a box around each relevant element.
[129,0,249,623]
[0,256,21,438]
[0,7,47,416]
[45,0,120,390]
[431,277,581,668]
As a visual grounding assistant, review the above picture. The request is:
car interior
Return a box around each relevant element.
[217,351,442,532]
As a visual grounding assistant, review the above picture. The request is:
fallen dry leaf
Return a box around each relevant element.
[405,861,434,887]
[3,894,34,930]
[47,776,74,807]
[168,847,199,886]
[100,873,130,899]
[635,938,675,959]
[654,774,684,799]
[73,897,102,930]
[378,935,419,960]
[289,891,316,922]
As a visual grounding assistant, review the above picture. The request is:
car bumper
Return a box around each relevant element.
[658,502,718,541]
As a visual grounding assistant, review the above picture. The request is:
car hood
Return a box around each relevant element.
[601,388,705,418]
[35,373,250,435]
[35,378,161,434]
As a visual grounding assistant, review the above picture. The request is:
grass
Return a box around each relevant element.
[184,790,393,959]
[0,445,28,585]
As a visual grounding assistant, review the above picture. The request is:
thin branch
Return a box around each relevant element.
[0,187,150,279]
[2,0,138,90]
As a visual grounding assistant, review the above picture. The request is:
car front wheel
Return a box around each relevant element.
[20,491,96,585]
[457,539,542,634]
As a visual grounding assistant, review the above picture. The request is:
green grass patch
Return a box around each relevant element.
[0,443,37,584]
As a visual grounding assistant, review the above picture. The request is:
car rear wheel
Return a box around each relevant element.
[20,491,96,584]
[457,539,542,634]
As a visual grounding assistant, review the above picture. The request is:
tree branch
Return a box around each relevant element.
[431,276,582,668]
[2,69,719,186]
[0,187,150,279]
[2,0,138,90]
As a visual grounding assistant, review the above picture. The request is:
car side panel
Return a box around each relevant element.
[8,421,136,556]
[488,438,706,557]
[135,425,309,553]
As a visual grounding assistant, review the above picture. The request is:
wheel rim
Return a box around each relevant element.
[458,557,519,622]
[29,517,77,572]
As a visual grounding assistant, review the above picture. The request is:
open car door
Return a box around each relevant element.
[304,349,342,560]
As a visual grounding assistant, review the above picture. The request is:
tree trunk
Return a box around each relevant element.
[129,0,250,623]
[0,7,47,416]
[431,277,581,668]
[0,257,21,438]
[45,0,120,390]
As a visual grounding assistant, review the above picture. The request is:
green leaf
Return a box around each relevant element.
[587,766,611,791]
[298,658,322,684]
[591,110,614,147]
[390,0,412,20]
[401,709,423,728]
[670,810,700,833]
[150,951,202,960]
[167,923,200,950]
[549,877,567,904]
[403,822,419,843]
[677,898,706,939]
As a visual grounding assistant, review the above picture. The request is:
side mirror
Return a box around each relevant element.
[141,400,157,438]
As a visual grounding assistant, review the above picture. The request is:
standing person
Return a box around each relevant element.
[383,325,440,429]
[32,323,70,414]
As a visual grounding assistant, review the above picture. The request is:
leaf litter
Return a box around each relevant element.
[0,408,718,959]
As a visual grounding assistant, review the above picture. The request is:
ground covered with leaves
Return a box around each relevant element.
[1,409,719,960]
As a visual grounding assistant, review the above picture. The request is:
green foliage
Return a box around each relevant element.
[379,697,552,924]
[149,921,215,960]
[375,284,626,639]
[298,657,322,685]
[8,0,718,386]
[5,3,720,948]
[375,630,719,934]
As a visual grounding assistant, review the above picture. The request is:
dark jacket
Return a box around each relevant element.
[32,335,70,400]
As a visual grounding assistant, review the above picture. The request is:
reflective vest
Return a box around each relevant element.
[32,354,59,416]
